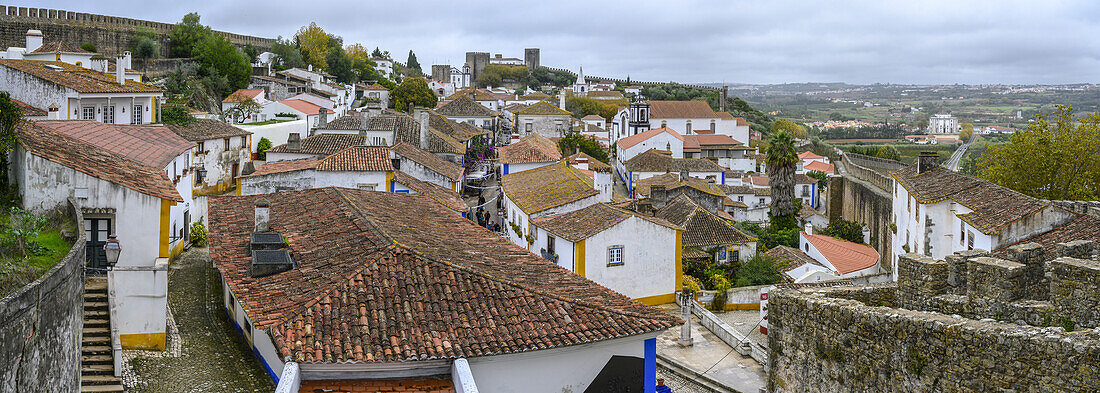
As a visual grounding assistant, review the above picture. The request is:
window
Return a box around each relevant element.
[82,106,95,120]
[547,236,556,255]
[555,121,563,132]
[357,183,377,191]
[914,201,919,220]
[103,105,115,123]
[759,198,765,204]
[738,196,744,202]
[960,221,965,245]
[196,141,204,153]
[132,105,142,124]
[608,246,624,266]
[483,120,491,128]
[804,243,809,252]
[967,231,975,250]
[730,249,740,263]
[525,123,533,133]
[802,185,810,197]
[685,120,692,134]
[224,138,230,151]
[466,120,475,125]
[661,120,667,127]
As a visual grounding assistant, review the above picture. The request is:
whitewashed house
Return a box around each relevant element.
[210,189,677,392]
[615,127,684,172]
[501,161,612,249]
[648,100,749,144]
[498,133,562,175]
[166,119,252,195]
[620,149,727,197]
[240,146,395,194]
[511,101,573,139]
[795,224,881,280]
[15,120,193,351]
[531,203,683,305]
[0,58,161,124]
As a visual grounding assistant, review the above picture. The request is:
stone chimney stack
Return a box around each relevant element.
[359,110,369,134]
[679,169,689,181]
[805,223,813,235]
[917,151,940,174]
[255,199,271,232]
[862,226,871,244]
[317,107,328,129]
[90,56,107,73]
[287,133,301,151]
[559,93,566,109]
[115,54,126,85]
[414,107,430,150]
[25,29,42,53]
[122,51,132,72]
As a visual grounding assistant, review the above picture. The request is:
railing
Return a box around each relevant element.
[107,269,122,377]
[675,293,769,368]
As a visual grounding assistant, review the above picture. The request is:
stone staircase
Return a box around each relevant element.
[81,277,123,392]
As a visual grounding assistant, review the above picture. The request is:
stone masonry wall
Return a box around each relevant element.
[768,241,1100,392]
[0,5,273,58]
[0,200,84,392]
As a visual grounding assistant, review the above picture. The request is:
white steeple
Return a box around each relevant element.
[575,66,585,85]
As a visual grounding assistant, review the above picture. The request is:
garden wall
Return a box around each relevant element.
[0,199,84,392]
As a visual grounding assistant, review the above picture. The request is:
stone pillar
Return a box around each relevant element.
[1004,242,1047,300]
[897,253,947,310]
[1048,256,1100,329]
[943,250,987,293]
[678,291,693,347]
[967,257,1027,315]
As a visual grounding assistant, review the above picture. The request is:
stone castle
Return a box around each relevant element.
[767,241,1100,392]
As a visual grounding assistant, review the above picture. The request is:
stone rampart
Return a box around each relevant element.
[768,241,1100,392]
[828,160,894,268]
[0,199,84,392]
[0,5,273,58]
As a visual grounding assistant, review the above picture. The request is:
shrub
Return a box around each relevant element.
[734,255,786,287]
[710,274,730,311]
[256,137,273,161]
[189,221,208,247]
[5,207,48,258]
[80,43,97,53]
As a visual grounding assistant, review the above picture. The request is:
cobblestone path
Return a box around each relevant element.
[123,247,275,392]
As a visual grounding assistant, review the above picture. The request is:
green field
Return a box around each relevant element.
[835,142,960,164]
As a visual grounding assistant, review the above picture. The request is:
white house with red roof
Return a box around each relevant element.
[796,224,881,280]
[648,100,749,144]
[221,88,270,117]
[803,160,835,175]
[614,127,684,170]
[252,99,335,129]
[796,151,829,174]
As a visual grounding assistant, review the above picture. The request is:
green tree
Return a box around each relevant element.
[131,36,158,73]
[294,22,330,69]
[390,77,437,112]
[959,122,974,142]
[168,12,211,58]
[734,255,786,287]
[270,37,305,71]
[772,118,808,139]
[766,131,799,230]
[819,219,866,244]
[0,92,23,206]
[80,43,97,53]
[807,170,828,189]
[256,137,273,161]
[475,71,502,88]
[558,130,609,163]
[372,47,385,58]
[978,105,1100,200]
[566,96,623,120]
[876,145,902,161]
[160,102,194,126]
[405,50,422,77]
[243,43,259,63]
[193,34,251,92]
[916,118,930,131]
[325,46,356,84]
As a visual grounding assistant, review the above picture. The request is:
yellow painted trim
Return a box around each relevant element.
[724,302,760,311]
[159,199,175,258]
[385,171,394,192]
[170,239,186,260]
[635,293,675,306]
[120,333,166,350]
[574,239,585,277]
[235,179,242,196]
[675,230,683,291]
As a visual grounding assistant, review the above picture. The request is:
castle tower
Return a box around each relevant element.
[524,48,540,70]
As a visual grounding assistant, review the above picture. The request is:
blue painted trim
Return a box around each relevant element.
[720,171,726,185]
[225,305,280,383]
[628,171,634,197]
[503,163,510,175]
[395,190,410,194]
[644,338,657,393]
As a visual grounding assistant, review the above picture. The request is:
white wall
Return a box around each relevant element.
[583,217,678,300]
[501,161,552,176]
[194,134,251,189]
[467,333,656,393]
[242,169,389,195]
[242,119,308,151]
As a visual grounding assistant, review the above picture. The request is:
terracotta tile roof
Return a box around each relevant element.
[428,111,489,143]
[315,115,364,131]
[499,133,561,164]
[656,195,755,247]
[391,142,464,181]
[503,103,529,113]
[799,204,824,220]
[753,187,771,197]
[392,171,467,213]
[436,95,495,117]
[166,119,251,142]
[279,99,334,115]
[11,99,46,116]
[513,101,571,116]
[28,41,91,54]
[315,146,394,171]
[891,165,1052,234]
[0,59,161,94]
[682,135,744,152]
[804,160,835,174]
[359,83,389,91]
[17,121,182,202]
[649,101,717,119]
[795,173,816,184]
[617,127,683,150]
[534,203,681,243]
[520,91,550,100]
[993,214,1100,260]
[36,120,193,169]
[717,184,754,195]
[223,89,263,103]
[298,377,454,393]
[268,134,365,155]
[581,115,606,121]
[564,152,612,172]
[715,112,734,120]
[802,232,879,274]
[624,149,725,173]
[798,151,825,160]
[746,175,769,187]
[243,158,321,177]
[633,173,725,198]
[767,246,827,281]
[209,188,678,364]
[502,161,599,215]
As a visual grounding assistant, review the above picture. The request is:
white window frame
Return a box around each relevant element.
[82,106,95,120]
[607,245,624,266]
[132,104,142,124]
[357,183,377,191]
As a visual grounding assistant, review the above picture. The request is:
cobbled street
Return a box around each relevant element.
[123,247,275,393]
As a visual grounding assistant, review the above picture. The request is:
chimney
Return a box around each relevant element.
[594,168,612,202]
[804,223,813,235]
[679,169,689,181]
[414,106,430,150]
[255,199,271,232]
[25,29,42,53]
[287,133,301,151]
[308,64,313,72]
[115,54,125,85]
[122,51,132,72]
[317,107,328,129]
[359,110,369,133]
[90,56,107,72]
[47,104,61,120]
[559,93,566,109]
[917,151,940,174]
[862,226,871,244]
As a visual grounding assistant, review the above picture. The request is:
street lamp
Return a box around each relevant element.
[103,235,122,268]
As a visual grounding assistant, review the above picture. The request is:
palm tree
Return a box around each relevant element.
[766,130,799,230]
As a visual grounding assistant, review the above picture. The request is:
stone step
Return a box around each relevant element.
[84,301,108,310]
[82,327,109,335]
[81,374,121,384]
[80,385,124,392]
[81,364,114,375]
[83,310,108,318]
[82,335,109,345]
[84,292,107,301]
[82,345,111,354]
[81,355,113,364]
[83,318,109,327]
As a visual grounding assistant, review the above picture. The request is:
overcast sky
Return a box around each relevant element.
[12,0,1100,84]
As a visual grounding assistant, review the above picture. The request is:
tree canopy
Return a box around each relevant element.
[168,12,211,58]
[978,105,1100,200]
[766,131,799,229]
[390,77,437,112]
[641,83,720,110]
[771,119,808,139]
[959,122,974,142]
[294,22,330,70]
[405,50,422,77]
[558,130,609,163]
[270,37,305,71]
[193,34,251,92]
[565,96,622,120]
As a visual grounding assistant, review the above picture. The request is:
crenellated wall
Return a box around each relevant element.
[0,5,273,58]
